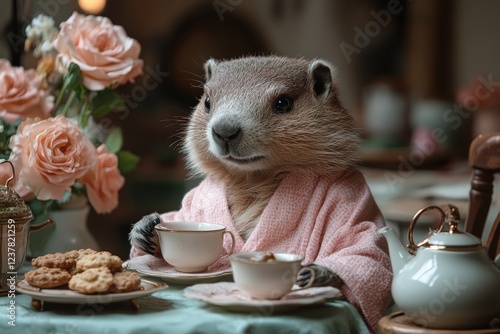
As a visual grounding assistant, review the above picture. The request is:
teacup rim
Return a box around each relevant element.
[230,252,303,264]
[155,221,226,233]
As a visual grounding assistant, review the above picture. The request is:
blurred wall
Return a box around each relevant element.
[454,0,500,91]
[0,4,10,60]
[101,0,374,111]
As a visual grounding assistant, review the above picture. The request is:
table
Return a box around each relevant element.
[362,164,500,244]
[0,266,370,334]
[378,311,500,334]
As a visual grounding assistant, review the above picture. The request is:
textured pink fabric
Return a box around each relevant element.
[130,169,392,332]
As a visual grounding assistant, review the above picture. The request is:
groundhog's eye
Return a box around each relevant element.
[204,96,211,113]
[273,95,293,114]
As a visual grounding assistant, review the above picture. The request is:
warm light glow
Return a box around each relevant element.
[78,0,106,14]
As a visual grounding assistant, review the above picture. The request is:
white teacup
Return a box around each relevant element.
[155,222,235,273]
[229,252,315,300]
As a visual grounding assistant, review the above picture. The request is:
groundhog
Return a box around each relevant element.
[129,56,392,332]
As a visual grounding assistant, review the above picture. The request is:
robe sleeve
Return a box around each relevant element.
[313,172,393,333]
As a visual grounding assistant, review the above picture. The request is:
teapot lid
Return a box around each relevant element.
[427,205,482,248]
[426,228,482,247]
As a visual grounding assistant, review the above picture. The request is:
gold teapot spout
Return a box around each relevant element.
[30,219,54,233]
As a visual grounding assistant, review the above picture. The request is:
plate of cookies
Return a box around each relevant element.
[16,249,168,308]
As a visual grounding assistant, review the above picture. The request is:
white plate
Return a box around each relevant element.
[183,282,343,312]
[16,278,168,304]
[126,255,232,284]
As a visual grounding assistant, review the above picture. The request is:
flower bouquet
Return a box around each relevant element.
[0,12,142,222]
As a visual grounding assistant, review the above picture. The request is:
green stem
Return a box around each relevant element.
[53,87,66,114]
[79,99,91,128]
[60,90,76,117]
[42,199,56,213]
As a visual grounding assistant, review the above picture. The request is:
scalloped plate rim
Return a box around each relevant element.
[15,278,168,304]
[183,282,342,312]
[125,259,232,282]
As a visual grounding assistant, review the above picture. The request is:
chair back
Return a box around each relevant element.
[465,132,500,260]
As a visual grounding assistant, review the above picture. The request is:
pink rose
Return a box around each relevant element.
[0,59,53,122]
[79,144,124,214]
[9,115,96,200]
[53,12,143,91]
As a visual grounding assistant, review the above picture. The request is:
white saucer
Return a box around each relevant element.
[126,255,232,285]
[183,282,343,312]
[16,278,168,304]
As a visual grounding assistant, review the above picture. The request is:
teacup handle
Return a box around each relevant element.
[219,230,235,259]
[296,265,316,289]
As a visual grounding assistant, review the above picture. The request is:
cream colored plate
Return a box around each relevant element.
[126,256,232,284]
[183,282,343,312]
[15,278,168,304]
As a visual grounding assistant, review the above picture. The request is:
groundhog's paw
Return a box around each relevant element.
[129,212,161,256]
[297,263,343,288]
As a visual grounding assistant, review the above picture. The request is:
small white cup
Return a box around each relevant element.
[155,221,235,273]
[229,252,315,300]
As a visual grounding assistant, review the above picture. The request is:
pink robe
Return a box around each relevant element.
[131,169,392,332]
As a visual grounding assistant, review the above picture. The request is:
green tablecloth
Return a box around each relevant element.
[0,269,370,334]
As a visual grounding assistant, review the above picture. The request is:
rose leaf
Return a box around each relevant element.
[105,127,123,153]
[117,150,140,174]
[91,89,125,118]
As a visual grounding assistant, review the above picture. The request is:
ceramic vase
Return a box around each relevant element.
[29,204,99,256]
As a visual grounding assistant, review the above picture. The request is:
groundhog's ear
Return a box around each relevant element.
[308,59,336,100]
[204,58,217,81]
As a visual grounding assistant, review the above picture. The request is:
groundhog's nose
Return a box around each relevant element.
[212,122,242,147]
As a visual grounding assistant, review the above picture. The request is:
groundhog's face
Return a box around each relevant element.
[184,56,359,177]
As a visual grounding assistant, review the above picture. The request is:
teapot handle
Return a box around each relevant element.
[0,159,15,187]
[407,205,446,253]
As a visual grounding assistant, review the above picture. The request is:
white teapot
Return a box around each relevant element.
[379,204,500,329]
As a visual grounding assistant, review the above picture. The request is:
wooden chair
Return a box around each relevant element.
[464,132,500,261]
[378,132,500,333]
